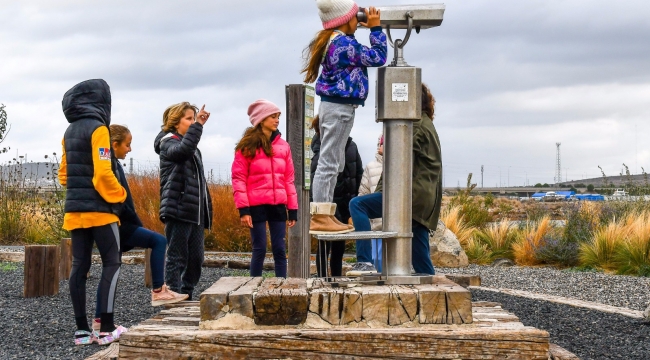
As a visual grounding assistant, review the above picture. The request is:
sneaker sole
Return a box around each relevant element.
[152,295,189,307]
[309,228,355,235]
[346,270,379,276]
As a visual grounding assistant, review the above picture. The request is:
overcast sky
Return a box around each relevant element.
[1,0,649,187]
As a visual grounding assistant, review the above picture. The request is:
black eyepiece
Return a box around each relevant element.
[357,7,367,23]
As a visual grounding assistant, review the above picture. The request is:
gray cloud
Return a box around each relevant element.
[1,0,649,187]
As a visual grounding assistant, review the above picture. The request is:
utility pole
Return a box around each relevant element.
[555,143,561,185]
[129,157,134,173]
[481,165,484,188]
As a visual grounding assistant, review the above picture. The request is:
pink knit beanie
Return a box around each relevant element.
[248,99,281,127]
[316,0,358,29]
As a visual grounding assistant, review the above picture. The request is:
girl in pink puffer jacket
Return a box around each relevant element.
[231,99,298,277]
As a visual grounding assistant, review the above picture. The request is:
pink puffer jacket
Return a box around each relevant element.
[231,134,298,210]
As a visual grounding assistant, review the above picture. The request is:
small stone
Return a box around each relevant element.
[491,258,515,267]
[644,304,650,321]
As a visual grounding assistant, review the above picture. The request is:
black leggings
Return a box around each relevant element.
[69,223,121,320]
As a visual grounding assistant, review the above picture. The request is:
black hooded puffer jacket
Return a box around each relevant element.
[154,123,212,229]
[62,79,122,215]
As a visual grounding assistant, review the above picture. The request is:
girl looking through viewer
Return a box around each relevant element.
[302,0,387,234]
[232,99,298,278]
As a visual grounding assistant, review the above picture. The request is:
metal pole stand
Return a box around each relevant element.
[313,5,445,286]
[374,11,432,285]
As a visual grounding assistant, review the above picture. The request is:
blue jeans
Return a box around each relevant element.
[250,221,287,278]
[349,193,435,275]
[95,227,167,318]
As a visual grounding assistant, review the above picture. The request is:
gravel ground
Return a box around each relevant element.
[472,288,650,360]
[439,264,650,311]
[0,262,241,360]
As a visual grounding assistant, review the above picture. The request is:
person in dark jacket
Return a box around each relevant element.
[349,83,442,275]
[310,115,363,277]
[93,125,188,330]
[154,102,213,300]
[58,79,127,345]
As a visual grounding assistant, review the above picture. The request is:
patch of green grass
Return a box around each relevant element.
[344,257,357,264]
[562,265,601,273]
[638,264,650,277]
[229,269,276,278]
[0,262,18,272]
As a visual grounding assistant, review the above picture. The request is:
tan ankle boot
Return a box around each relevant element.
[310,203,354,234]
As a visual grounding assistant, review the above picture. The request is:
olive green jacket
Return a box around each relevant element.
[376,114,442,230]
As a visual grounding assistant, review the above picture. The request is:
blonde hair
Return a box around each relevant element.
[162,102,198,133]
[301,29,335,83]
[109,124,131,145]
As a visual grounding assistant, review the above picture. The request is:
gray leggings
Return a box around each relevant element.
[312,101,356,203]
[69,222,121,318]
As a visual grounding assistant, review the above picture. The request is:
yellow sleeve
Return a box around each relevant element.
[91,126,127,204]
[58,138,67,187]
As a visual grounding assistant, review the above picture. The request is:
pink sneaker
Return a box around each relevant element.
[96,325,128,346]
[152,284,189,307]
[74,330,96,346]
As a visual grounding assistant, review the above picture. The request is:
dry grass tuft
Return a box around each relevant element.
[440,206,476,247]
[512,216,552,266]
[475,219,517,261]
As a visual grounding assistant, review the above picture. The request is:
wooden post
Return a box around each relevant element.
[285,84,314,278]
[59,238,72,281]
[144,248,153,288]
[24,245,59,298]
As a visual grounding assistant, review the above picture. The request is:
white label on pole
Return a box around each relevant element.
[392,83,408,101]
[305,87,315,97]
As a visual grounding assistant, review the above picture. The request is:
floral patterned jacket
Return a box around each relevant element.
[316,26,387,106]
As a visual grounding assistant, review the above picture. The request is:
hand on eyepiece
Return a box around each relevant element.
[360,6,381,28]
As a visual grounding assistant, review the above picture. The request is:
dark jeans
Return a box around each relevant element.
[69,223,120,330]
[95,227,167,318]
[250,221,287,277]
[349,192,435,275]
[165,220,204,299]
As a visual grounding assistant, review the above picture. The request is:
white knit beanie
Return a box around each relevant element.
[316,0,359,29]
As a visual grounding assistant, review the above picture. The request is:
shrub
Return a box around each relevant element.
[612,212,650,276]
[447,174,492,228]
[464,237,492,264]
[440,206,475,247]
[474,219,517,260]
[512,216,552,265]
[563,202,600,244]
[579,220,626,270]
[534,234,580,267]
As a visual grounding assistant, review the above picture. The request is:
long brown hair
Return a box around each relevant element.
[422,83,436,121]
[235,125,273,159]
[301,29,334,83]
[162,102,198,133]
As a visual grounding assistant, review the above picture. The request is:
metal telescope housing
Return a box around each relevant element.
[375,4,445,30]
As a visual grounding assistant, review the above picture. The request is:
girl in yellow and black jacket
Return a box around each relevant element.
[59,79,127,346]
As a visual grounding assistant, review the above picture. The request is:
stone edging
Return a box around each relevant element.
[473,286,644,319]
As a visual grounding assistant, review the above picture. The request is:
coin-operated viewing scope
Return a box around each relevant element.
[373,4,445,121]
[361,4,446,66]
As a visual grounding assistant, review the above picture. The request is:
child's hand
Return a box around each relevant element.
[287,220,296,228]
[196,105,210,125]
[240,215,253,228]
[360,7,380,28]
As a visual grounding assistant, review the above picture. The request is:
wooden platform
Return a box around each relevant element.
[117,301,552,359]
